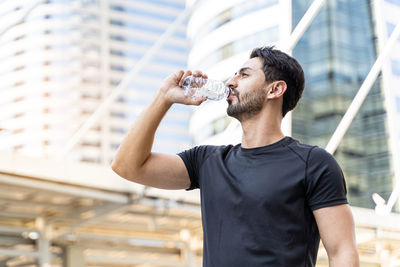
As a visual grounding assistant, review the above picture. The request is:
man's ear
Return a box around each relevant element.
[266,81,287,99]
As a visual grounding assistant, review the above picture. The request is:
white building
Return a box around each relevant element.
[0,0,192,164]
[185,0,292,145]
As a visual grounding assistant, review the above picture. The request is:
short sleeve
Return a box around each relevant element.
[177,145,213,191]
[305,147,348,210]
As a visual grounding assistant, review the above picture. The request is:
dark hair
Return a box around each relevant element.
[250,46,305,117]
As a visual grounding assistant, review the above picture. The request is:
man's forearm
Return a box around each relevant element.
[111,70,206,180]
[111,91,171,177]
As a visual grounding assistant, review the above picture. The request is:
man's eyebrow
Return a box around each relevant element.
[234,67,253,75]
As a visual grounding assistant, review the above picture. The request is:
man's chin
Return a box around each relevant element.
[226,105,239,119]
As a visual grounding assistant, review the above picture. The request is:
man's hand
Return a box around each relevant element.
[313,204,360,267]
[159,70,207,106]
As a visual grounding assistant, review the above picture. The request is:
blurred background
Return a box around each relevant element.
[0,0,399,266]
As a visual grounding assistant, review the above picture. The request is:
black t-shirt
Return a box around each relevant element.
[178,137,347,267]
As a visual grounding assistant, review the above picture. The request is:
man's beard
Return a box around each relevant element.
[227,87,266,121]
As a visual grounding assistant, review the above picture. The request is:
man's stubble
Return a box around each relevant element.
[227,87,266,122]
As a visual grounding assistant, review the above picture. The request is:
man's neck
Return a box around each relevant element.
[240,111,285,149]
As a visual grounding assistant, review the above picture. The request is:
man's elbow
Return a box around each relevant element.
[112,158,145,183]
[111,159,134,179]
[111,159,120,174]
[111,160,124,177]
[329,247,359,267]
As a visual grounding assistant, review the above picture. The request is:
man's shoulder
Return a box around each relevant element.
[287,138,338,167]
[189,144,235,152]
[179,144,238,159]
[285,137,318,163]
[287,137,314,149]
[200,144,239,158]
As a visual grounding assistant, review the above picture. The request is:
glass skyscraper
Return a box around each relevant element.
[292,0,394,209]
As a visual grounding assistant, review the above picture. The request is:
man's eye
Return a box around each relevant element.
[242,73,248,76]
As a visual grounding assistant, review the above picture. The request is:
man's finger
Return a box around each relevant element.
[190,97,207,106]
[192,70,203,77]
[179,70,192,86]
[174,70,184,82]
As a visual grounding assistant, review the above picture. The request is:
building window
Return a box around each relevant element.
[218,8,231,27]
[391,59,400,76]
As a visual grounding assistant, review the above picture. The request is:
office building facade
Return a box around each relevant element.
[0,0,191,164]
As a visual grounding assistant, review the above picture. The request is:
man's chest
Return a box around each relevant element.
[199,155,306,208]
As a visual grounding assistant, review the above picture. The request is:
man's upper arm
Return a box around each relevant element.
[313,204,359,265]
[121,152,191,190]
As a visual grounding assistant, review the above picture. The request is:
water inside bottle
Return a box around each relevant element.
[183,76,230,100]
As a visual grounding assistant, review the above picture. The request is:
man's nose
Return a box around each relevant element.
[225,76,238,89]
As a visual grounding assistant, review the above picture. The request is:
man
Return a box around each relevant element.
[111,46,359,266]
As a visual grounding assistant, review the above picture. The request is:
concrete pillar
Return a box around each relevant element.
[64,246,85,267]
[184,242,195,267]
[182,235,198,267]
[36,217,51,267]
[38,235,51,267]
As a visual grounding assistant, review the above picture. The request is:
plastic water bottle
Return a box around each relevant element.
[182,76,231,100]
